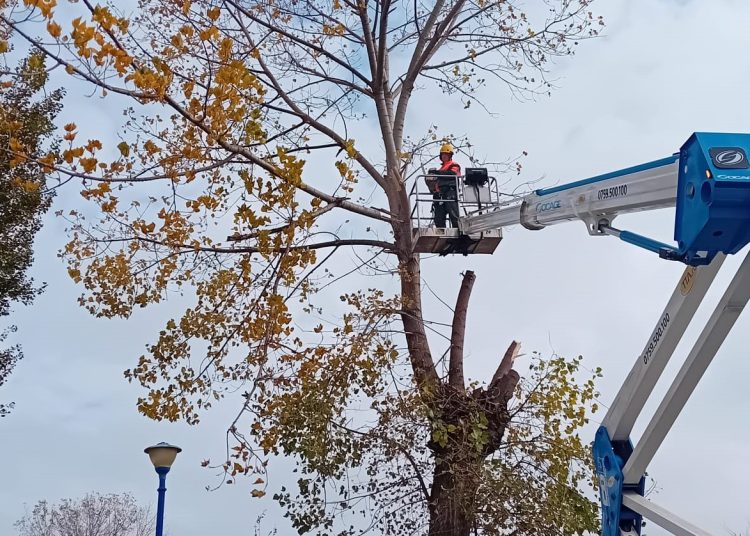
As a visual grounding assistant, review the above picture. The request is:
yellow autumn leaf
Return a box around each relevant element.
[9,137,25,153]
[80,157,98,173]
[117,141,130,157]
[23,0,57,19]
[47,21,62,38]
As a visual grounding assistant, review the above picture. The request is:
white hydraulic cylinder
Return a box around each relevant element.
[461,156,679,235]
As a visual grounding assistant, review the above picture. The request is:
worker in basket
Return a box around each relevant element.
[426,143,462,228]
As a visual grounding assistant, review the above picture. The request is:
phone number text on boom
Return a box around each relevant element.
[642,312,670,365]
[597,184,628,200]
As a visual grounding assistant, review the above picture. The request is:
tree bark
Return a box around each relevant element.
[428,450,481,536]
[449,270,475,391]
[392,185,439,388]
[428,337,520,536]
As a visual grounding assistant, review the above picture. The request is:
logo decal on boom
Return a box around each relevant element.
[709,147,749,169]
[536,200,561,213]
[679,266,696,296]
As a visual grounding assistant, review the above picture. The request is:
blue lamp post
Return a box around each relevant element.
[144,442,181,536]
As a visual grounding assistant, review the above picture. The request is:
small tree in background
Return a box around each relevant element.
[15,492,153,536]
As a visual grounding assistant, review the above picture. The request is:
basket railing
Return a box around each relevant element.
[408,172,502,230]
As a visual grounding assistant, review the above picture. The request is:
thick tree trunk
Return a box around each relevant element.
[428,447,481,536]
[426,342,521,536]
[389,179,521,535]
[391,184,440,388]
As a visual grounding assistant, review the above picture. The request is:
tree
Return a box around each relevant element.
[0,12,63,416]
[5,0,604,534]
[15,492,153,536]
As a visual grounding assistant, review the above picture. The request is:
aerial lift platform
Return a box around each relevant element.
[409,167,503,255]
[410,133,750,536]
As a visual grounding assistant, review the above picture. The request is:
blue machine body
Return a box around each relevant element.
[593,427,646,536]
[591,132,750,265]
[674,132,750,265]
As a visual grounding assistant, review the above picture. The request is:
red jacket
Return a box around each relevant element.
[426,159,461,195]
[439,159,461,175]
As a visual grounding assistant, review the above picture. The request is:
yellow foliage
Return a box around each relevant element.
[62,147,84,164]
[71,17,96,58]
[46,21,61,38]
[207,6,220,21]
[199,25,219,42]
[101,198,118,213]
[91,5,128,33]
[8,138,28,167]
[38,153,56,173]
[67,268,81,282]
[143,139,160,155]
[22,0,56,19]
[125,65,173,99]
[81,181,111,199]
[218,38,233,61]
[322,23,346,36]
[8,137,25,154]
[84,139,102,153]
[182,79,195,98]
[79,157,98,173]
[10,178,40,192]
[133,221,156,235]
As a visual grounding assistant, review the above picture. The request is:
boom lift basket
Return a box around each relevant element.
[409,168,503,255]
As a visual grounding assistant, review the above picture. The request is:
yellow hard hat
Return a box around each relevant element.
[439,142,454,154]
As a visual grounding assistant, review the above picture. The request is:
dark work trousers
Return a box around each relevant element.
[433,190,459,228]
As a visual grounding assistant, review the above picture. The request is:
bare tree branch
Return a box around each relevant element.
[448,270,474,391]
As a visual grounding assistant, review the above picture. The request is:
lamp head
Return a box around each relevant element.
[144,442,182,469]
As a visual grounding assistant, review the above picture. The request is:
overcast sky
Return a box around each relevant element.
[3,1,750,535]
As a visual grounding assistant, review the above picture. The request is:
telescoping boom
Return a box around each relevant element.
[452,132,750,536]
[460,132,750,266]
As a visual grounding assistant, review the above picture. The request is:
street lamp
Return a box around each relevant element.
[144,442,181,536]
